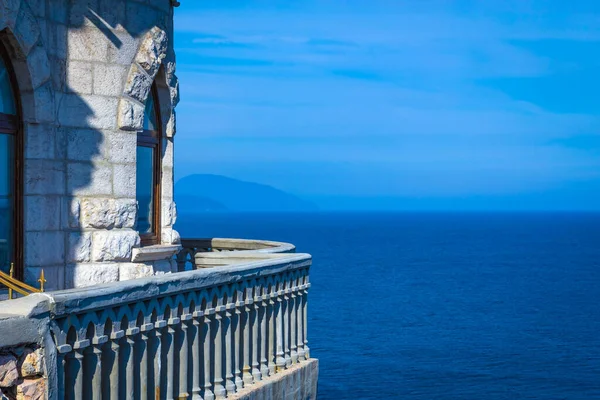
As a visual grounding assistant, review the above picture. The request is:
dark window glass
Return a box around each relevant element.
[136,84,161,245]
[0,134,13,273]
[136,146,154,234]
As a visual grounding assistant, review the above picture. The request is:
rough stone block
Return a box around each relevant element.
[14,6,40,56]
[66,263,120,288]
[58,94,118,130]
[25,231,64,266]
[108,131,136,164]
[67,232,92,263]
[66,61,93,94]
[113,163,136,198]
[64,197,81,229]
[24,196,60,231]
[24,160,65,196]
[107,32,139,66]
[27,46,51,89]
[0,354,18,387]
[165,110,175,138]
[24,123,55,160]
[118,98,144,131]
[124,63,151,103]
[91,230,140,262]
[1,0,20,31]
[161,228,180,245]
[67,28,109,62]
[66,128,107,162]
[16,377,45,400]
[18,348,44,378]
[80,198,136,229]
[67,162,112,196]
[119,263,153,281]
[135,27,168,79]
[161,200,177,227]
[93,64,127,96]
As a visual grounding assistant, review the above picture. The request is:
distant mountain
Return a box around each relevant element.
[175,174,318,213]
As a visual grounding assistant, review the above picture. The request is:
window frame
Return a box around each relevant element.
[0,41,23,280]
[136,83,162,246]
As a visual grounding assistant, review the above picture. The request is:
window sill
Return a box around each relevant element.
[131,245,182,262]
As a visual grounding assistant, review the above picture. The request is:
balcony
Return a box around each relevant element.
[0,238,318,400]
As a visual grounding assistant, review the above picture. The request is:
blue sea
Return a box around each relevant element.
[176,212,600,399]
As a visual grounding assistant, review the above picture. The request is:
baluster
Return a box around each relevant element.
[224,304,236,395]
[125,327,139,399]
[275,289,286,372]
[268,293,276,376]
[296,284,305,360]
[140,323,153,399]
[154,320,167,399]
[259,294,269,377]
[73,346,86,400]
[56,345,71,400]
[91,335,108,400]
[213,306,226,399]
[290,288,298,365]
[180,314,192,398]
[242,295,253,385]
[202,311,215,400]
[303,281,310,359]
[167,316,180,400]
[251,296,262,381]
[109,330,124,400]
[191,312,202,400]
[233,298,244,390]
[283,286,292,368]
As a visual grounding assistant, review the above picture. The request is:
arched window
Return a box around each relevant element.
[0,42,21,278]
[136,83,162,245]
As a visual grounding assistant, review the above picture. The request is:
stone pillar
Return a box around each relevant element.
[224,306,235,396]
[73,348,85,399]
[202,313,215,400]
[275,291,286,372]
[191,315,202,400]
[303,283,310,360]
[179,315,191,398]
[290,290,298,365]
[213,309,226,399]
[283,288,292,368]
[125,328,139,399]
[259,298,269,377]
[154,321,167,399]
[268,295,276,376]
[251,299,261,382]
[167,318,179,400]
[233,303,244,390]
[296,287,305,360]
[109,331,123,400]
[140,325,153,400]
[91,335,107,400]
[242,300,253,385]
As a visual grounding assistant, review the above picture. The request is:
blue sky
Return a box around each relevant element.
[173,1,600,210]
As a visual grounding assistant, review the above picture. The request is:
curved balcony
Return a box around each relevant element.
[178,238,296,271]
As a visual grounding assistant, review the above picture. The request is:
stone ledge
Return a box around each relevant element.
[131,245,182,262]
[230,358,319,400]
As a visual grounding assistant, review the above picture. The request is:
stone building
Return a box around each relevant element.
[0,0,181,291]
[0,0,318,398]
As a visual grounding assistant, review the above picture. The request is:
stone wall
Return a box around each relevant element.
[0,345,45,400]
[0,0,180,290]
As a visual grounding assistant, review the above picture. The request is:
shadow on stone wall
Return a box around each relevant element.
[0,0,176,291]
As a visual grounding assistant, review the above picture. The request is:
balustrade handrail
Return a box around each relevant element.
[180,237,296,253]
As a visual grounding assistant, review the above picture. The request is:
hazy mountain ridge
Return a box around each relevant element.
[175,174,318,213]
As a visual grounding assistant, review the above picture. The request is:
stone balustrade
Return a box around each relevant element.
[0,246,316,399]
[177,238,296,271]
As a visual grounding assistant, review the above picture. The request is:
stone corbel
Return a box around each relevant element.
[131,244,182,262]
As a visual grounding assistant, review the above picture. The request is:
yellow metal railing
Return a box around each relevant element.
[0,263,45,299]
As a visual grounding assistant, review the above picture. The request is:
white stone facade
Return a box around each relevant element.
[0,0,180,290]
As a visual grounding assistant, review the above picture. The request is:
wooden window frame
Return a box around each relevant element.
[137,83,162,246]
[0,42,23,280]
